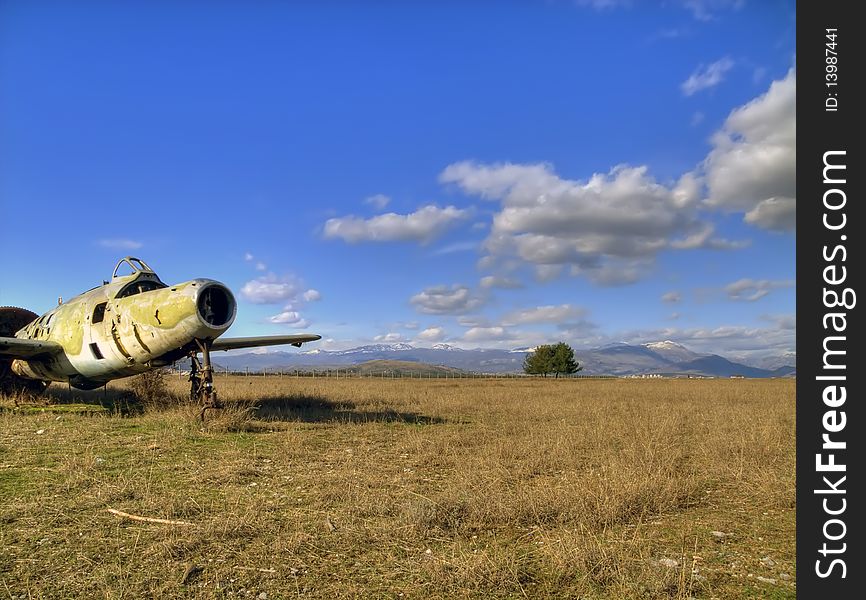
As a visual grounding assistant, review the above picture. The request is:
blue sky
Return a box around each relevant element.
[0,0,796,365]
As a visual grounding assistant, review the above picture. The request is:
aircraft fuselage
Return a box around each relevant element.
[10,261,236,390]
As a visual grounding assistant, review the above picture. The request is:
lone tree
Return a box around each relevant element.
[550,342,581,378]
[523,342,582,378]
[523,344,555,376]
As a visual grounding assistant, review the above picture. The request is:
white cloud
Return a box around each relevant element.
[323,205,467,244]
[410,284,485,315]
[691,111,705,126]
[744,197,796,231]
[441,160,736,285]
[416,327,446,342]
[668,223,748,251]
[617,322,794,366]
[423,314,794,362]
[458,316,491,328]
[312,336,402,352]
[440,161,562,201]
[267,311,310,329]
[374,332,404,343]
[428,59,792,295]
[268,310,300,323]
[699,69,796,231]
[477,255,497,270]
[98,239,143,250]
[681,57,735,96]
[502,304,586,326]
[572,261,647,286]
[448,307,600,349]
[240,276,300,304]
[479,275,523,289]
[462,326,516,343]
[662,291,682,304]
[535,264,565,283]
[267,308,310,329]
[244,253,268,271]
[364,194,391,210]
[243,270,319,327]
[724,278,794,302]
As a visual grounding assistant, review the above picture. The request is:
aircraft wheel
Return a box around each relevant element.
[0,306,48,395]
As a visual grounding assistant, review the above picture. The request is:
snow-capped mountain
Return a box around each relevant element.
[431,343,463,351]
[510,346,539,353]
[331,343,415,355]
[755,352,797,371]
[642,340,700,363]
[212,341,794,378]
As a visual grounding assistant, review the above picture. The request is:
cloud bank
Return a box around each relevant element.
[324,205,467,244]
[699,68,796,231]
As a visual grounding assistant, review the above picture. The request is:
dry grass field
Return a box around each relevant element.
[0,376,794,599]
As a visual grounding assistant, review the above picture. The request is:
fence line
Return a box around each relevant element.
[167,367,616,380]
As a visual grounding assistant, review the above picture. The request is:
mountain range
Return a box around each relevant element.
[211,340,795,378]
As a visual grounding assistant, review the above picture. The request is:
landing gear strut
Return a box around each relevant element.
[188,339,220,421]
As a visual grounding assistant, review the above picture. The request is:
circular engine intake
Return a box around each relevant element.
[196,284,235,328]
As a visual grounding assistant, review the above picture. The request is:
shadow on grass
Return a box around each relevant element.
[3,388,449,425]
[248,393,448,425]
[1,385,146,416]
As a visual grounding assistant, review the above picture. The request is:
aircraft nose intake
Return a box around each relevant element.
[196,283,235,328]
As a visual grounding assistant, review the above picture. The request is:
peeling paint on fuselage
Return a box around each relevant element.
[11,271,236,389]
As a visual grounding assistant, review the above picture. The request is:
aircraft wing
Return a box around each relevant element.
[211,334,322,352]
[0,337,64,359]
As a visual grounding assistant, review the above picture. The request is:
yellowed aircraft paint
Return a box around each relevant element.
[0,257,320,391]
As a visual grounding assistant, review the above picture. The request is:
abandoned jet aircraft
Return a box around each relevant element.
[0,257,320,412]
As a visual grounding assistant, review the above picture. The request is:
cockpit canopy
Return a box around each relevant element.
[112,257,157,279]
[112,257,167,298]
